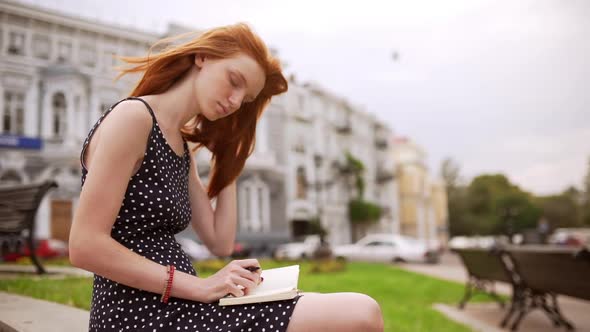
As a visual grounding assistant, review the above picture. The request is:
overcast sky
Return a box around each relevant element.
[20,0,590,195]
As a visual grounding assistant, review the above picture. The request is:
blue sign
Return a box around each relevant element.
[0,135,43,150]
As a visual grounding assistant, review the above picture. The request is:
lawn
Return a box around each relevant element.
[0,259,478,332]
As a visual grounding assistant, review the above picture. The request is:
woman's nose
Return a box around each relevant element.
[229,92,245,109]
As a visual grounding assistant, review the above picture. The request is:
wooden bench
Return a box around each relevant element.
[0,181,58,274]
[453,247,515,307]
[505,246,590,331]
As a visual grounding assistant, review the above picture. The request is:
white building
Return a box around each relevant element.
[272,81,400,245]
[196,80,401,246]
[1,0,401,250]
[0,0,165,242]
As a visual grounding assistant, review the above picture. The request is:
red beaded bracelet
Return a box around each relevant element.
[160,265,175,304]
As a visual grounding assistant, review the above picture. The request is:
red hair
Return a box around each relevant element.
[116,23,287,198]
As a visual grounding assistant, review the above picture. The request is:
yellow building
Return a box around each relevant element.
[393,137,449,247]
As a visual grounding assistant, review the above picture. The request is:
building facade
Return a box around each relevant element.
[393,137,449,247]
[0,0,168,242]
[196,80,400,246]
[1,1,401,249]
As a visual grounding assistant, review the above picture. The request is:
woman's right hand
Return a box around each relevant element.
[198,259,262,303]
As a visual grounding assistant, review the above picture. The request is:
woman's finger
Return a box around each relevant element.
[231,275,257,294]
[233,266,261,284]
[227,282,244,298]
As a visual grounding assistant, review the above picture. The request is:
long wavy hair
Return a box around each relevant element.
[116,23,288,198]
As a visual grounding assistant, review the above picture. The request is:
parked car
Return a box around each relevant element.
[176,237,213,261]
[273,235,321,260]
[333,234,439,264]
[448,235,502,249]
[549,228,590,247]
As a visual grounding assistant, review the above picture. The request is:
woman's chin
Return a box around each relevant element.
[202,110,221,122]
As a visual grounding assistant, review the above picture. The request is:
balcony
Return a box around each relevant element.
[376,168,395,183]
[375,137,388,150]
[335,121,352,135]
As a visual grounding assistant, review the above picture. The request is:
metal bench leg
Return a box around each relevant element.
[459,277,474,309]
[510,295,534,332]
[501,286,524,328]
[27,235,46,275]
[548,294,574,331]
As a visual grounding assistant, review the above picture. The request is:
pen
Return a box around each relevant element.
[245,266,260,272]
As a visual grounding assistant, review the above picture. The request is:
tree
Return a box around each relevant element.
[344,152,381,242]
[464,174,541,236]
[441,157,461,190]
[536,188,582,229]
[440,157,471,236]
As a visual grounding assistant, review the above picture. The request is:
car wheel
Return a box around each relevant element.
[392,257,406,264]
[336,256,347,262]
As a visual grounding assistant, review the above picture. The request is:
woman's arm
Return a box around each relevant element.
[69,101,208,302]
[187,156,237,257]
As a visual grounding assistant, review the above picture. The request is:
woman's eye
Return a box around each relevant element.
[229,74,239,87]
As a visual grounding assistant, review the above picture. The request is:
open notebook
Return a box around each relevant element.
[219,265,300,306]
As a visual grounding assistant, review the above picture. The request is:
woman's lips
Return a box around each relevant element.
[217,102,229,115]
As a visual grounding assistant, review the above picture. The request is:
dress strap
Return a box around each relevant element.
[125,96,157,122]
[79,96,156,171]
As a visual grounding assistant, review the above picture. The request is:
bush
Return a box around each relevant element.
[309,258,347,273]
[349,199,382,224]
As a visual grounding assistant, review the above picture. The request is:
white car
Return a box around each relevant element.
[333,234,439,264]
[176,237,213,261]
[274,235,321,260]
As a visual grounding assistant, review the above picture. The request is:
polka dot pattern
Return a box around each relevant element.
[80,97,301,331]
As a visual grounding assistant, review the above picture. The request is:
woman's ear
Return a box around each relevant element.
[195,55,205,68]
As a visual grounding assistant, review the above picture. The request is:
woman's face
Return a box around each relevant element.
[195,53,266,121]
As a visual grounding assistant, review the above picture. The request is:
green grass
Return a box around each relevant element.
[0,259,478,332]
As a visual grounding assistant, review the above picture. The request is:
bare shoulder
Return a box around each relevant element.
[95,99,154,155]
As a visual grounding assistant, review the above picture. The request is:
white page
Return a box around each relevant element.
[245,265,299,297]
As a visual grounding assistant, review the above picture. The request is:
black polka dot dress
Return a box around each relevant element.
[80,97,301,331]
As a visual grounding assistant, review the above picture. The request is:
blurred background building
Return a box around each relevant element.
[0,0,447,250]
[393,137,449,247]
[195,80,401,246]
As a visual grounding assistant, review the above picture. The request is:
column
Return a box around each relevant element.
[238,184,248,232]
[261,185,270,232]
[41,91,52,139]
[249,178,260,232]
[65,92,75,147]
[88,90,98,128]
[34,195,51,239]
[25,76,39,137]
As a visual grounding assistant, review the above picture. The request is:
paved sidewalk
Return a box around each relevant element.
[0,292,89,332]
[401,253,590,332]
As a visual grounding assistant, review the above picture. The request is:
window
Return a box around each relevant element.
[296,167,308,199]
[244,187,251,222]
[57,41,72,63]
[32,34,51,59]
[8,31,25,55]
[52,93,67,139]
[80,44,97,67]
[2,91,25,135]
[238,178,270,233]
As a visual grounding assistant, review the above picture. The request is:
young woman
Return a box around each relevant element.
[70,23,383,332]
